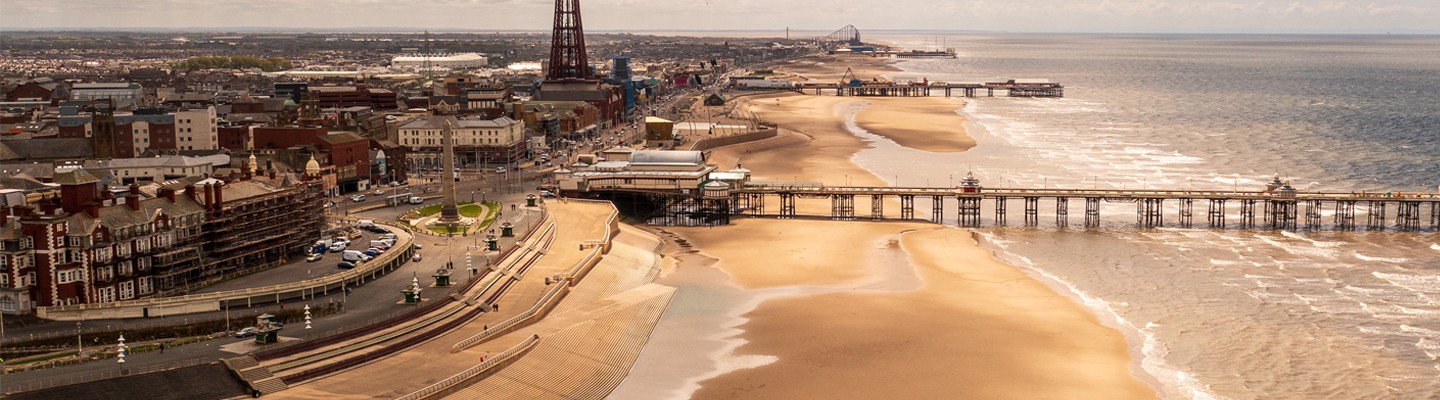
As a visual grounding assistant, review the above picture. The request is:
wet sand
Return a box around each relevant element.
[854,97,974,152]
[688,225,1155,400]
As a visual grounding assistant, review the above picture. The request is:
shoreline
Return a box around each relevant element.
[623,54,1157,399]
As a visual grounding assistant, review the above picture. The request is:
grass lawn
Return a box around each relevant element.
[458,203,484,218]
[426,225,467,234]
[413,201,475,218]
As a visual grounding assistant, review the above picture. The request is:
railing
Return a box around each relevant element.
[393,334,540,400]
[37,223,415,318]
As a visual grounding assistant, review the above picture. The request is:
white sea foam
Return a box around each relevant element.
[1430,243,1440,251]
[1354,253,1410,263]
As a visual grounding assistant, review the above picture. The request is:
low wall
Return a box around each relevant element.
[687,129,778,152]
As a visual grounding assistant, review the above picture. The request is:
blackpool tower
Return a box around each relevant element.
[546,0,590,80]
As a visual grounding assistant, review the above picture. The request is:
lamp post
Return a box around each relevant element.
[116,334,126,364]
[304,304,312,330]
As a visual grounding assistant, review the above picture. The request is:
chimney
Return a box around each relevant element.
[161,188,176,203]
[11,205,32,218]
[203,183,214,212]
[184,184,197,202]
[128,183,142,196]
[100,190,115,206]
[126,193,140,211]
[213,183,225,216]
[0,207,8,225]
[85,201,100,218]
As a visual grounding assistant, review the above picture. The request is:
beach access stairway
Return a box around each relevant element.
[439,285,676,400]
[221,355,288,395]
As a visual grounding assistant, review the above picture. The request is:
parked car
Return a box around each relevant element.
[412,253,423,262]
[363,249,381,257]
[234,327,258,338]
[337,261,356,269]
[539,190,558,199]
[306,253,323,262]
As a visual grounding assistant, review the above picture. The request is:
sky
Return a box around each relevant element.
[1,0,1437,34]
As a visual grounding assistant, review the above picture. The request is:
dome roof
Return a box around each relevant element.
[703,181,730,189]
[305,155,321,175]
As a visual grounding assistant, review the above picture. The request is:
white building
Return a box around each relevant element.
[174,106,219,151]
[77,154,231,183]
[397,115,527,167]
[391,53,489,70]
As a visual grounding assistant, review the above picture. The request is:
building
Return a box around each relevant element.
[69,83,143,109]
[398,115,526,169]
[5,78,68,103]
[309,86,398,110]
[391,53,489,70]
[535,80,624,127]
[58,105,219,157]
[0,169,324,313]
[513,101,600,140]
[251,127,374,191]
[79,155,231,184]
[557,150,720,193]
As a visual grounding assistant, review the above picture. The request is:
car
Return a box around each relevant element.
[539,190,558,199]
[351,195,365,202]
[412,243,423,250]
[374,189,384,196]
[381,233,397,240]
[363,249,381,257]
[337,261,356,269]
[496,166,506,173]
[306,253,323,262]
[412,253,423,262]
[235,327,258,338]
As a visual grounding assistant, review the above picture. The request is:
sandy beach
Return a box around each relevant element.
[632,56,1157,399]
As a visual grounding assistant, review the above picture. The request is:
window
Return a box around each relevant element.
[57,269,80,284]
[22,237,32,249]
[138,277,152,294]
[96,286,115,303]
[119,281,134,300]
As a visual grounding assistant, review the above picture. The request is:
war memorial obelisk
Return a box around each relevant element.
[438,120,461,224]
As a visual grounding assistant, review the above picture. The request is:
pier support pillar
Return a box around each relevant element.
[900,195,915,220]
[1367,201,1387,231]
[1179,198,1194,228]
[1335,200,1356,230]
[779,193,796,219]
[1397,201,1420,231]
[1084,197,1101,228]
[1431,202,1440,230]
[831,194,855,220]
[1304,200,1323,230]
[1269,200,1297,231]
[871,195,884,221]
[959,196,981,227]
[1056,197,1069,227]
[1208,199,1226,229]
[932,196,945,224]
[1138,198,1163,228]
[1023,197,1039,226]
[994,197,1008,226]
[1240,199,1257,229]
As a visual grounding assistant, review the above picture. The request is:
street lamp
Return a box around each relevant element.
[304,304,312,330]
[116,334,127,364]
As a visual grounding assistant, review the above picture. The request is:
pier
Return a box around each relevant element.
[586,175,1440,232]
[797,80,1064,98]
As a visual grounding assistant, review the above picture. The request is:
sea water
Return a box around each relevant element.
[857,33,1440,399]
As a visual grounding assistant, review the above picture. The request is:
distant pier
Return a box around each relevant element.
[797,80,1064,98]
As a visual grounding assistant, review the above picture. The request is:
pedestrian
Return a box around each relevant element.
[160,343,165,354]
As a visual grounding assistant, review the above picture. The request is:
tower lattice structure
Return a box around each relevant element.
[546,0,589,80]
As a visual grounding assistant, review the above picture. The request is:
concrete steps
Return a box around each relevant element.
[222,355,289,395]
